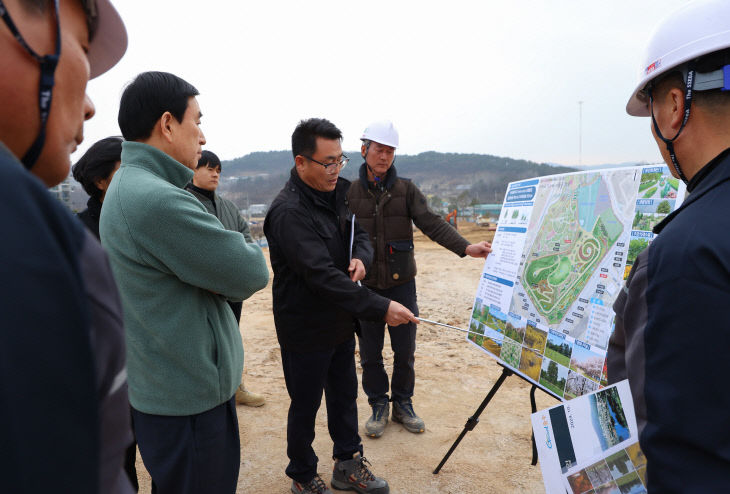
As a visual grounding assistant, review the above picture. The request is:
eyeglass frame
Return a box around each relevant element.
[300,153,349,172]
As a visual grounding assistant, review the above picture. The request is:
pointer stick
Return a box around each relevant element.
[417,317,501,341]
[417,317,469,333]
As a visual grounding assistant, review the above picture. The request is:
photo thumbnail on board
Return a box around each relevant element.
[531,380,642,494]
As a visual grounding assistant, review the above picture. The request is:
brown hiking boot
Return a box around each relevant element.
[331,453,389,493]
[291,474,333,494]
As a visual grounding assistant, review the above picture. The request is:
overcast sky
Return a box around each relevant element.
[75,0,690,167]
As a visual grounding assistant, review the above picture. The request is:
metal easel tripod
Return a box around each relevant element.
[432,364,559,474]
[414,317,561,474]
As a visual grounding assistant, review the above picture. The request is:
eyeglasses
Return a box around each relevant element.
[302,154,349,172]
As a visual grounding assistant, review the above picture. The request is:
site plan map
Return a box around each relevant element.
[468,165,684,399]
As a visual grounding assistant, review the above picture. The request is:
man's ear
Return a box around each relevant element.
[667,87,686,132]
[93,176,109,192]
[158,112,174,143]
[294,155,306,170]
[361,144,367,159]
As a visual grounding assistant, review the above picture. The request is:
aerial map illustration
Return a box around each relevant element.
[467,165,685,399]
[510,169,636,344]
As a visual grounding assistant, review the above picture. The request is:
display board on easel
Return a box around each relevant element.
[467,165,685,400]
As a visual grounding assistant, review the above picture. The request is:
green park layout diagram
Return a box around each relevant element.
[467,166,684,399]
[512,171,635,334]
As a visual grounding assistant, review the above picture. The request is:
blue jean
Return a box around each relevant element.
[280,338,363,483]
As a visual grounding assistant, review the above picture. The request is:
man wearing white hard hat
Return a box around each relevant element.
[0,0,132,492]
[607,0,730,489]
[347,120,492,438]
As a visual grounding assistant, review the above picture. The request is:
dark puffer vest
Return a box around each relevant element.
[347,163,469,290]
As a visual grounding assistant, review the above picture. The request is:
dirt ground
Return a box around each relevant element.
[135,223,557,493]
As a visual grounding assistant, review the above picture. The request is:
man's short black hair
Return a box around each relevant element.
[291,118,342,159]
[71,136,123,200]
[653,48,730,110]
[197,150,221,170]
[118,71,199,141]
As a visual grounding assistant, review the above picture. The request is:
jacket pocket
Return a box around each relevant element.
[386,240,416,282]
[206,314,219,368]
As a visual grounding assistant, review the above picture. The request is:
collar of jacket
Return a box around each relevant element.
[0,141,25,172]
[86,195,102,218]
[358,162,398,191]
[654,146,730,235]
[289,166,349,210]
[685,147,730,193]
[120,141,194,189]
[185,181,217,202]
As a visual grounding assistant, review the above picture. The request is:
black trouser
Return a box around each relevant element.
[124,409,138,491]
[358,279,419,406]
[131,396,239,494]
[280,338,363,483]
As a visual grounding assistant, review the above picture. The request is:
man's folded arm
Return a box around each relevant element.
[134,190,269,300]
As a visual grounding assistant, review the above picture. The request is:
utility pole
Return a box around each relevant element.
[578,101,583,167]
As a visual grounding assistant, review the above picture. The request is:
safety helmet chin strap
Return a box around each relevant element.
[0,0,61,170]
[362,140,395,184]
[649,62,696,184]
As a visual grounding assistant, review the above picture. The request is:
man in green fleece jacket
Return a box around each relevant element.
[100,71,269,494]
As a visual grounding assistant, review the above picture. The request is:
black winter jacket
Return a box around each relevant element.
[0,143,132,493]
[264,168,390,352]
[608,148,730,492]
[77,196,102,239]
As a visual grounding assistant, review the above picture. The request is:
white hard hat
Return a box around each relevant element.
[361,120,399,148]
[626,0,730,116]
[88,0,128,79]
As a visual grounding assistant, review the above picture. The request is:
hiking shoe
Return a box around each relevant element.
[392,400,425,433]
[364,401,389,438]
[291,474,333,494]
[235,384,265,407]
[331,453,389,494]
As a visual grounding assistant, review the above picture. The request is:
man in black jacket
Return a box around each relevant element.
[608,1,730,490]
[265,118,417,494]
[0,1,132,493]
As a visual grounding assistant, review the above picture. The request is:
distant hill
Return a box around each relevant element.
[63,150,581,214]
[219,150,578,211]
